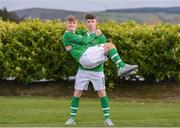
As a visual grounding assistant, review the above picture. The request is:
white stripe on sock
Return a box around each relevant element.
[104,113,110,116]
[111,53,118,59]
[71,107,78,110]
[102,107,109,110]
[116,59,122,64]
[70,113,76,115]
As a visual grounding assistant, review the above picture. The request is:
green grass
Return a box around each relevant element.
[0,96,180,127]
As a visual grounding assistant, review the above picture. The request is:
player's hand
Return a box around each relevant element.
[95,29,102,36]
[65,46,72,51]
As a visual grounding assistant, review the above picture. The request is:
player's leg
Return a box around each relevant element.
[65,89,83,125]
[79,44,138,76]
[104,43,138,76]
[98,90,110,119]
[65,70,90,125]
[89,71,114,126]
[79,45,107,69]
[98,90,114,126]
[70,90,82,119]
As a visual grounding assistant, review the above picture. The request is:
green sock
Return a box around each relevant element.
[108,48,125,68]
[100,96,110,119]
[70,96,80,119]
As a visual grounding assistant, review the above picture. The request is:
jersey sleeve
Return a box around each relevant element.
[76,28,87,35]
[63,31,97,46]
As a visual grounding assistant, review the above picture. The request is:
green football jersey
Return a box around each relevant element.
[63,29,97,61]
[62,29,107,72]
[79,32,107,72]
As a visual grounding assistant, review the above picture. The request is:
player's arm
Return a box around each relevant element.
[64,31,97,45]
[76,28,87,35]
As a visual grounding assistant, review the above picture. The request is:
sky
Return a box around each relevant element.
[1,0,180,12]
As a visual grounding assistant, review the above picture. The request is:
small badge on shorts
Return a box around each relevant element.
[102,77,105,86]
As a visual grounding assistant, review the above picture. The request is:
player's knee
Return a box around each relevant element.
[109,43,116,49]
[98,90,106,97]
[74,90,83,97]
[105,43,115,49]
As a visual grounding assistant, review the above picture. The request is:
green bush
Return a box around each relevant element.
[99,21,180,82]
[0,19,179,84]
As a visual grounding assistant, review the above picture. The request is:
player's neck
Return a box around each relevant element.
[88,29,96,34]
[67,29,75,33]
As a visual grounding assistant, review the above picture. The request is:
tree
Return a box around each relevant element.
[0,7,21,22]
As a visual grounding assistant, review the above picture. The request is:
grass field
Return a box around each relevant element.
[0,96,180,127]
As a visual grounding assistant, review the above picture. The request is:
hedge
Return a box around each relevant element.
[0,19,179,84]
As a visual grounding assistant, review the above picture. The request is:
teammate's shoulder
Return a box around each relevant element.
[63,31,73,37]
[99,33,106,38]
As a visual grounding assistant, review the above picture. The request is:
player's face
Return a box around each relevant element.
[85,19,97,32]
[66,20,77,31]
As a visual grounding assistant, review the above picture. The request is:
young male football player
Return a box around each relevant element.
[63,15,138,126]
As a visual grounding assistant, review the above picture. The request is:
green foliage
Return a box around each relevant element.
[0,20,179,84]
[99,21,180,83]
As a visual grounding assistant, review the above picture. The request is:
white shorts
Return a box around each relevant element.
[79,44,107,69]
[75,69,105,91]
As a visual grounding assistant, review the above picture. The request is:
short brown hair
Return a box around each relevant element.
[85,14,96,20]
[65,15,77,21]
